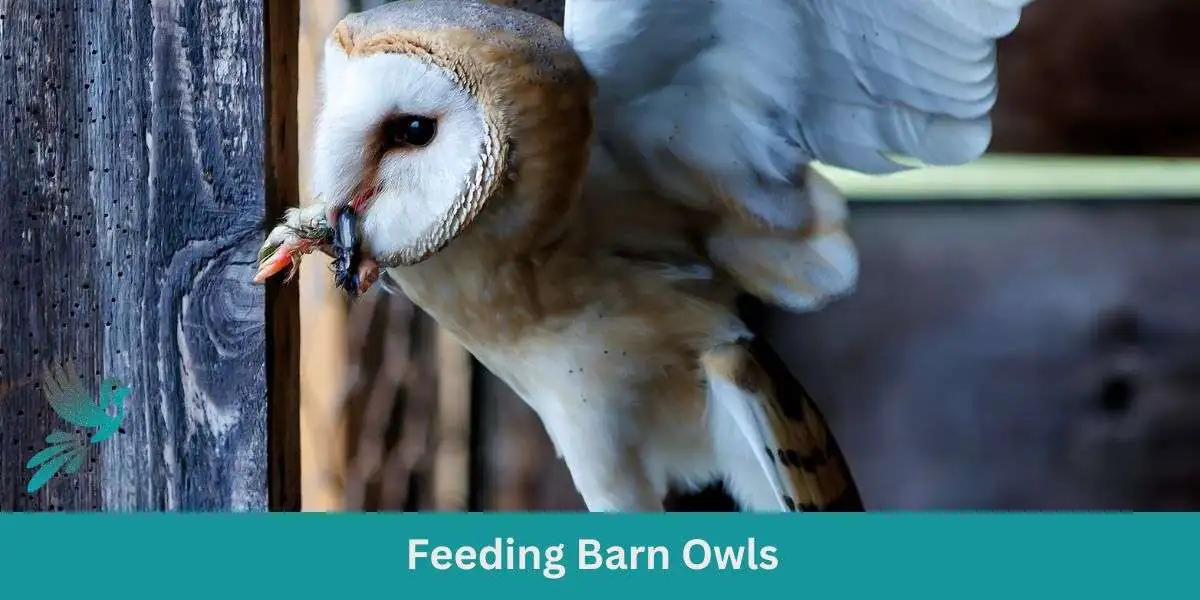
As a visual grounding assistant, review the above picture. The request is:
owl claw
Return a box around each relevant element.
[253,202,381,294]
[253,241,315,284]
[254,203,335,285]
[252,246,288,283]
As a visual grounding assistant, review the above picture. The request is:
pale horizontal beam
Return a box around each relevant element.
[815,154,1200,201]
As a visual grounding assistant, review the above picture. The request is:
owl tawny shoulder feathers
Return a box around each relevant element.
[256,0,1033,511]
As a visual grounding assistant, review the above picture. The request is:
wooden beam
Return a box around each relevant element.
[296,0,353,515]
[0,0,299,510]
[817,154,1200,201]
[432,327,472,511]
[265,0,302,512]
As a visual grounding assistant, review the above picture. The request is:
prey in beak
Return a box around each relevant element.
[332,205,364,296]
[253,191,381,296]
[330,187,383,298]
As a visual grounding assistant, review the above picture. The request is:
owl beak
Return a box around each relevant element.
[326,186,377,227]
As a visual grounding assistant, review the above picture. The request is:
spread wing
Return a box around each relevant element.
[564,0,1032,510]
[565,0,1034,229]
[41,361,102,428]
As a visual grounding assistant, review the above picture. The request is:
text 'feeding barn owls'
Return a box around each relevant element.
[255,0,1034,512]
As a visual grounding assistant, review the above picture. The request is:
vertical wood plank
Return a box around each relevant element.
[0,0,299,511]
[432,328,472,511]
[296,0,352,513]
[0,0,105,511]
[265,0,301,512]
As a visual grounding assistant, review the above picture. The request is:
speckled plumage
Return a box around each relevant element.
[258,0,1033,511]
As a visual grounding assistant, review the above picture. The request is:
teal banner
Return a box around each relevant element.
[0,514,1189,597]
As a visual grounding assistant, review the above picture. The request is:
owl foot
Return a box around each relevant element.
[253,203,381,295]
[253,204,334,284]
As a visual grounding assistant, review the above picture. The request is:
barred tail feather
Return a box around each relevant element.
[703,338,863,512]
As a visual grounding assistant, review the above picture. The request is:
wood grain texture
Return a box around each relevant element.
[0,1,104,510]
[0,0,298,511]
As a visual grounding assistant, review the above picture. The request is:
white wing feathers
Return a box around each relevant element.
[565,0,1033,228]
[563,1,1030,508]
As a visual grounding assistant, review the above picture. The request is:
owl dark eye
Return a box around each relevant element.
[388,115,438,148]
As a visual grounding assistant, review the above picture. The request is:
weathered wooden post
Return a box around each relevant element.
[0,0,300,510]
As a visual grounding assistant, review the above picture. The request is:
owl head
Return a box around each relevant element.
[312,0,594,268]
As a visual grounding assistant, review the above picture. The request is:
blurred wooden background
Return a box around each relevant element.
[298,0,1200,511]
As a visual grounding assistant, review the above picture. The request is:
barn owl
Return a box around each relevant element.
[255,0,1032,511]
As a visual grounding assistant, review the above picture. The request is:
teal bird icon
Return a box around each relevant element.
[25,361,130,494]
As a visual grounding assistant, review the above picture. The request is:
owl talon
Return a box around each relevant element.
[253,203,335,284]
[252,246,289,283]
[253,239,318,284]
